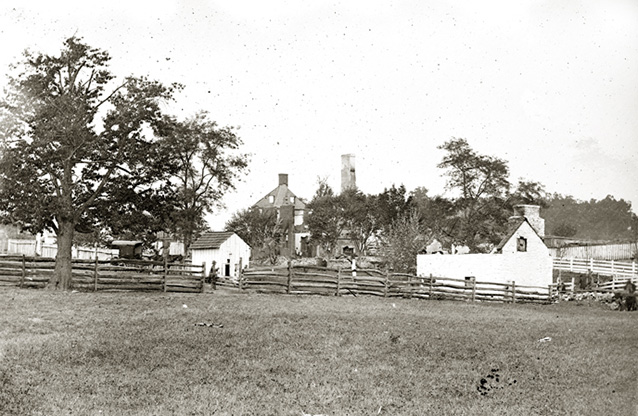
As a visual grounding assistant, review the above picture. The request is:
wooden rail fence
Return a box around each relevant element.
[0,255,205,293]
[214,263,553,304]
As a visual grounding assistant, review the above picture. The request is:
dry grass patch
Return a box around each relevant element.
[0,288,636,415]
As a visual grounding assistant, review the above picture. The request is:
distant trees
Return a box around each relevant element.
[543,194,636,241]
[225,208,282,264]
[380,210,430,274]
[305,180,346,255]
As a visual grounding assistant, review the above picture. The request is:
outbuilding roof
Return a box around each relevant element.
[494,217,544,253]
[111,240,143,247]
[190,231,236,250]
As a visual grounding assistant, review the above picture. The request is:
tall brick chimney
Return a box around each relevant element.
[278,173,288,187]
[341,154,356,193]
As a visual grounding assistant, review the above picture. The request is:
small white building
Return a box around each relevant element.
[417,205,553,288]
[191,232,251,278]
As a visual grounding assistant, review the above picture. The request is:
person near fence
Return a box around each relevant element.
[623,280,636,311]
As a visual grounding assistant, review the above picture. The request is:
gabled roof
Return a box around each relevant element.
[494,217,543,253]
[253,184,306,210]
[190,232,236,250]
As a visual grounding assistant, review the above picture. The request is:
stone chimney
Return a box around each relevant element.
[510,204,545,237]
[278,173,288,187]
[341,154,356,192]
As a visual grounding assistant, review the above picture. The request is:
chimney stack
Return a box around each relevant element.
[278,173,288,187]
[510,204,545,237]
[341,154,356,192]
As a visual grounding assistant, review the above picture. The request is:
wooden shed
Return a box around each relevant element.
[190,232,251,278]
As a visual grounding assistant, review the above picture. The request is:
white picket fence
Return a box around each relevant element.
[552,257,637,278]
[7,239,117,260]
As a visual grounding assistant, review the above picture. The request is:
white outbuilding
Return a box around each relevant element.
[417,205,553,288]
[190,232,250,278]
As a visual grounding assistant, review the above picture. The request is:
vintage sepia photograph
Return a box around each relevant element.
[1,1,636,414]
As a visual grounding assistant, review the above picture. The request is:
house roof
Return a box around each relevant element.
[111,240,143,247]
[190,232,236,250]
[253,184,306,210]
[494,217,543,253]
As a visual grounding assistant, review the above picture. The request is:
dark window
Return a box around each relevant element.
[517,237,527,252]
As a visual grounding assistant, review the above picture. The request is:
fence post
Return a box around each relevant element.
[163,251,168,293]
[471,276,476,302]
[571,277,575,294]
[589,258,594,272]
[569,257,574,272]
[383,270,389,297]
[20,254,26,288]
[336,267,341,296]
[407,274,412,298]
[511,281,516,303]
[93,256,99,292]
[548,285,553,303]
[429,273,433,298]
[200,262,206,293]
[286,260,292,294]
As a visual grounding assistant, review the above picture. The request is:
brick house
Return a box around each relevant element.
[253,174,309,257]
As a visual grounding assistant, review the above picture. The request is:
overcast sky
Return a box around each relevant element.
[1,0,637,229]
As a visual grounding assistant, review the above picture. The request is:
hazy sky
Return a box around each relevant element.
[1,0,637,229]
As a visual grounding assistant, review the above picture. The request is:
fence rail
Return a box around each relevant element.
[0,255,205,293]
[553,257,637,278]
[216,263,553,304]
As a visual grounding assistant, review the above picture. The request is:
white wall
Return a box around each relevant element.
[191,234,250,277]
[417,222,553,288]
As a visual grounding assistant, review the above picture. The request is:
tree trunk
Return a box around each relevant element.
[49,220,75,290]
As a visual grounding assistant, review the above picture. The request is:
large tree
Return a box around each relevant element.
[306,180,343,256]
[337,188,380,255]
[163,112,248,253]
[437,138,510,250]
[0,37,179,289]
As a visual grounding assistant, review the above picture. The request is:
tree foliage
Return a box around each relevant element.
[543,194,636,241]
[305,180,343,255]
[225,208,282,264]
[380,210,430,274]
[436,138,511,250]
[162,112,248,253]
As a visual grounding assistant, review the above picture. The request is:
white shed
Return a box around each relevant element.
[417,218,553,288]
[191,232,250,278]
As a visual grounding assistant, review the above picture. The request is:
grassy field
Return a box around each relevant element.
[1,287,636,415]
